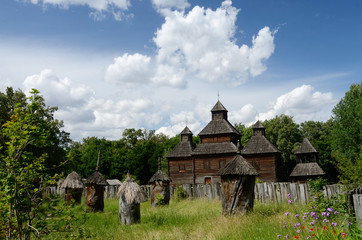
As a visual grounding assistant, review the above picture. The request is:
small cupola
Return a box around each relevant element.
[211,100,228,120]
[252,120,265,136]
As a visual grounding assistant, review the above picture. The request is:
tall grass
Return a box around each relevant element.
[45,198,305,240]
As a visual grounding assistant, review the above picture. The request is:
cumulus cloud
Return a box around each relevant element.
[152,0,190,14]
[23,69,94,108]
[259,85,336,122]
[229,104,258,125]
[26,0,132,21]
[105,1,276,88]
[151,0,276,87]
[105,53,152,86]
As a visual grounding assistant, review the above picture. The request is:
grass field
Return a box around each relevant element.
[45,198,358,240]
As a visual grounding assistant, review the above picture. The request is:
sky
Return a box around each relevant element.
[0,0,361,141]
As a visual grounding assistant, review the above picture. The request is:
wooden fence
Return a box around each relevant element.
[43,185,120,200]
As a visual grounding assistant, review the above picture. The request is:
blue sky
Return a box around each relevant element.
[0,0,361,141]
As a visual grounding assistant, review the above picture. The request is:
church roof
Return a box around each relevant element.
[181,126,193,135]
[295,138,318,154]
[192,142,238,155]
[167,141,195,158]
[289,162,325,177]
[218,154,258,176]
[253,120,265,129]
[211,100,228,112]
[198,119,240,136]
[241,135,280,154]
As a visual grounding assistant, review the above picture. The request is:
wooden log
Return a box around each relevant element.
[119,196,141,225]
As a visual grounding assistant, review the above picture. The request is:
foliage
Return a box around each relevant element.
[155,194,166,206]
[0,89,74,239]
[234,123,253,146]
[175,186,187,201]
[330,82,362,187]
[263,115,303,181]
[308,177,329,193]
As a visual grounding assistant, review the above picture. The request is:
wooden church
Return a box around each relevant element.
[167,101,240,185]
[240,121,282,182]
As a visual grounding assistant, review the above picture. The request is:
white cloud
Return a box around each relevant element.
[23,69,94,108]
[26,0,132,21]
[105,53,152,86]
[152,0,190,14]
[259,85,336,122]
[229,104,258,125]
[151,0,276,87]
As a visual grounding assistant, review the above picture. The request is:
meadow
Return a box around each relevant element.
[45,198,325,240]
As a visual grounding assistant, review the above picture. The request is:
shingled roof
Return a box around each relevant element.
[241,135,280,154]
[192,142,238,155]
[198,119,240,136]
[181,126,193,135]
[167,126,195,158]
[289,162,325,177]
[295,138,318,154]
[211,100,227,112]
[253,120,265,129]
[218,154,258,176]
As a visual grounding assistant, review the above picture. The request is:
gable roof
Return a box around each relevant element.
[211,100,227,112]
[241,135,280,154]
[295,138,318,154]
[198,119,240,136]
[218,154,258,176]
[289,162,325,177]
[167,141,195,158]
[192,142,238,155]
[148,170,171,183]
[107,179,122,186]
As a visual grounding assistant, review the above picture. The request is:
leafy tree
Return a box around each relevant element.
[263,115,303,181]
[234,123,253,146]
[330,82,362,187]
[0,89,71,239]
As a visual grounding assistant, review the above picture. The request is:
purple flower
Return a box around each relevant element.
[310,222,314,226]
[288,193,291,198]
[294,223,300,228]
[296,230,300,233]
[307,236,311,239]
[304,212,309,215]
[322,212,326,217]
[334,211,338,215]
[314,196,317,201]
[285,234,289,239]
[327,208,333,212]
[310,212,316,218]
[349,221,353,226]
[288,199,293,204]
[285,212,289,216]
[295,214,299,218]
[277,234,281,238]
[323,219,328,223]
[327,212,331,217]
[331,222,337,227]
[311,206,315,209]
[303,216,307,220]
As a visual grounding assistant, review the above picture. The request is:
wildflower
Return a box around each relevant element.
[349,221,353,226]
[323,226,327,230]
[288,199,293,204]
[327,212,331,217]
[296,230,300,233]
[285,234,289,239]
[293,236,299,239]
[310,212,316,218]
[331,222,337,227]
[288,193,291,198]
[306,237,311,240]
[311,206,315,209]
[277,234,281,238]
[302,216,307,220]
[334,211,338,215]
[327,207,333,212]
[323,219,328,223]
[285,212,289,216]
[333,230,336,236]
[301,226,305,230]
[341,232,346,238]
[322,212,326,217]
[295,214,299,218]
[314,196,317,201]
[304,212,309,215]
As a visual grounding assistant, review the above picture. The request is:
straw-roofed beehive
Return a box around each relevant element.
[148,161,171,207]
[85,170,108,212]
[61,171,84,204]
[217,145,258,215]
[118,173,147,225]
